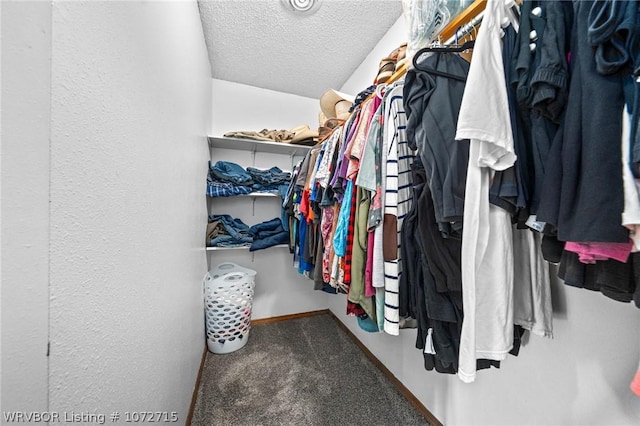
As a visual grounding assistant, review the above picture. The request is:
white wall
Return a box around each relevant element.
[340,16,407,96]
[330,284,640,425]
[3,0,211,421]
[210,79,320,136]
[208,80,328,319]
[1,0,52,415]
[331,13,640,426]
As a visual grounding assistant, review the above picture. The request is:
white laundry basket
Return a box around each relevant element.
[203,263,256,354]
[208,262,257,281]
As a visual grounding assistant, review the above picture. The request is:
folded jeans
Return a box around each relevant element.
[249,218,284,235]
[210,161,253,186]
[208,214,252,244]
[249,231,289,251]
[246,166,291,186]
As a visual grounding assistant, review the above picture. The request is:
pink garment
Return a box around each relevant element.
[564,240,634,264]
[346,97,380,181]
[321,206,336,283]
[365,231,376,297]
[631,365,640,397]
[343,101,371,161]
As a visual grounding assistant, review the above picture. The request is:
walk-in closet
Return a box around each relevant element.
[3,1,640,425]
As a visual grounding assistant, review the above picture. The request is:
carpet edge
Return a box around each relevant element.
[327,311,444,426]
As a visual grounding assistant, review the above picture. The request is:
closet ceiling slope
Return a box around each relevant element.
[197,0,403,99]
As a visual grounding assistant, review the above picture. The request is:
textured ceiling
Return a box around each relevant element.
[198,0,404,99]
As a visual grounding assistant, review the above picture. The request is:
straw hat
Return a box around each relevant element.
[320,89,355,120]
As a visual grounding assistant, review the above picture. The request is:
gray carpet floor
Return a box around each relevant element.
[191,313,431,426]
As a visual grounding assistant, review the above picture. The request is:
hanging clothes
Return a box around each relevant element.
[398,163,423,324]
[490,22,527,223]
[454,0,520,384]
[347,186,375,322]
[371,89,392,332]
[518,0,573,217]
[382,84,415,336]
[537,0,629,243]
[409,158,463,373]
[346,96,380,181]
[404,51,470,238]
[511,227,553,337]
[357,96,385,299]
[273,1,640,383]
[403,49,470,304]
[622,112,640,251]
[524,0,640,309]
[497,6,557,335]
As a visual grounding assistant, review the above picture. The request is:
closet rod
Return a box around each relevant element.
[445,0,520,45]
[445,0,522,46]
[445,11,484,45]
[385,0,487,84]
[438,0,487,42]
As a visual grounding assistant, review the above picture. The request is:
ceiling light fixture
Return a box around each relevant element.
[281,0,322,15]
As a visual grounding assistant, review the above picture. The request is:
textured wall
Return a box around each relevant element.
[210,79,321,136]
[333,14,640,426]
[48,0,211,420]
[1,0,52,414]
[330,287,640,425]
[340,15,407,96]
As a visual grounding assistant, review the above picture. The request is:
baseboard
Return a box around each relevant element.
[185,345,207,426]
[327,311,444,426]
[251,309,330,326]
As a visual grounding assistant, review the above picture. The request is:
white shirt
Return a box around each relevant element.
[455,0,519,383]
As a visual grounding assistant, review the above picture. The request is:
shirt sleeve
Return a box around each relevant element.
[455,0,517,171]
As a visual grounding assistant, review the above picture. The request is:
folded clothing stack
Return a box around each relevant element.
[206,215,288,251]
[288,125,319,146]
[223,129,294,142]
[223,125,319,146]
[206,214,253,248]
[249,218,289,252]
[207,161,291,197]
